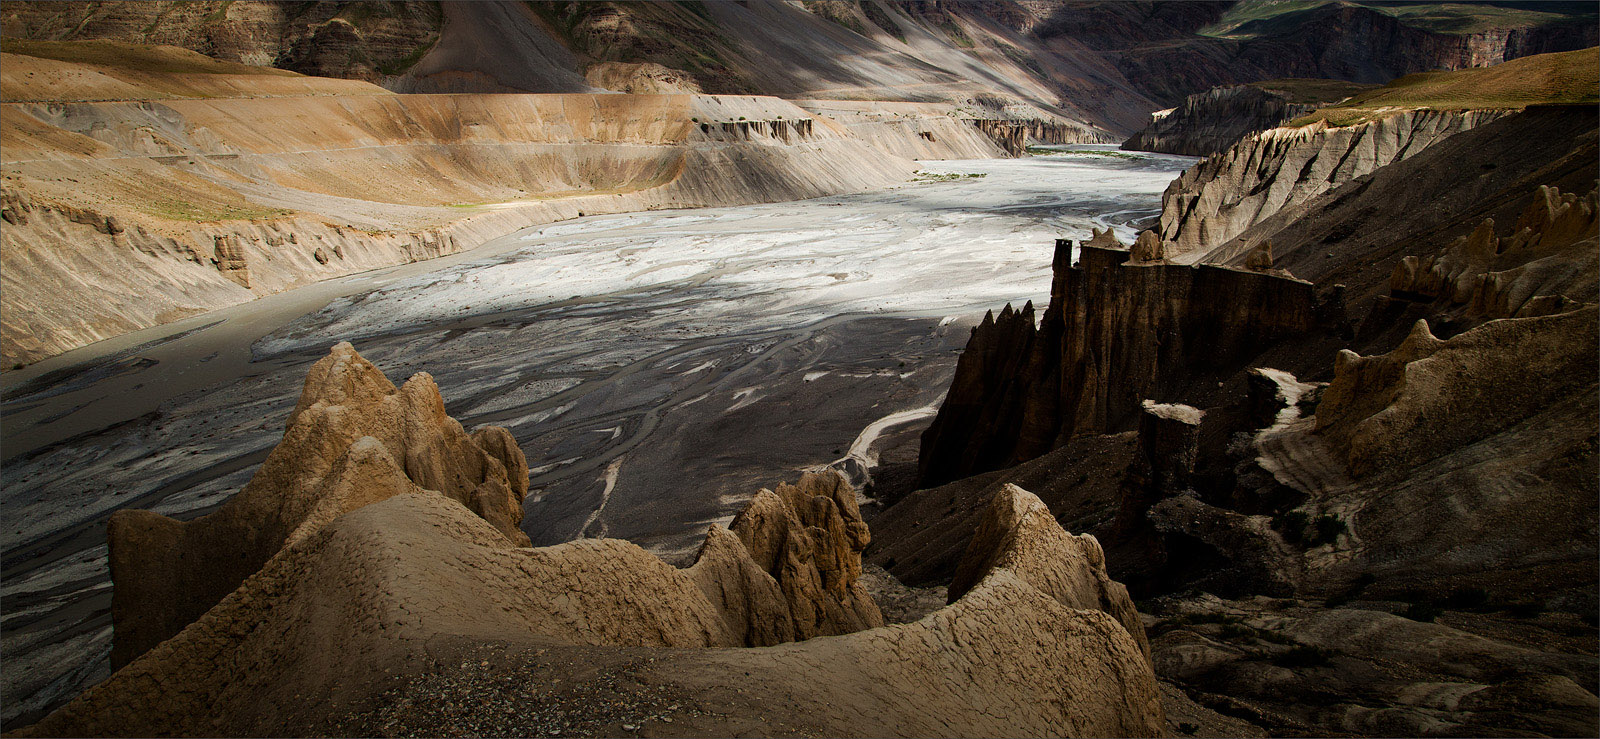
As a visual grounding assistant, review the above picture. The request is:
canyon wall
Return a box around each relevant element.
[0,90,922,366]
[917,241,1318,487]
[1151,109,1508,261]
[1121,84,1323,157]
[19,343,1163,737]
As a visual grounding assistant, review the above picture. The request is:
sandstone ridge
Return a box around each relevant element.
[21,343,1163,737]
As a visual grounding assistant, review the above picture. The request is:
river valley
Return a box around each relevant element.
[0,147,1194,725]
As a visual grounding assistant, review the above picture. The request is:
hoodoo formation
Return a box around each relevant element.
[18,343,1163,738]
[2,2,1598,738]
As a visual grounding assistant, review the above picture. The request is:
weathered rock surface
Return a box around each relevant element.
[106,341,532,669]
[719,471,884,642]
[17,344,1164,737]
[1148,594,1598,738]
[1151,109,1507,260]
[949,484,1151,661]
[918,242,1316,487]
[0,89,919,366]
[1121,84,1324,158]
[1,1,444,84]
[1389,185,1598,320]
[1316,309,1598,478]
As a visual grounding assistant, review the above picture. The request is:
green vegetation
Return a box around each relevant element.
[800,1,871,38]
[377,38,437,76]
[2,38,299,76]
[1290,47,1599,127]
[1199,1,1591,40]
[912,171,988,182]
[859,1,906,43]
[1062,150,1145,160]
[143,198,294,222]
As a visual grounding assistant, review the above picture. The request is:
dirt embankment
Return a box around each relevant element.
[0,80,938,367]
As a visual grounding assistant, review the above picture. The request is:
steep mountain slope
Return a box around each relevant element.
[1121,78,1378,157]
[8,1,1593,139]
[873,55,1598,737]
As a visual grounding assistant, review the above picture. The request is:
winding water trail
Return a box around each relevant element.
[0,146,1194,727]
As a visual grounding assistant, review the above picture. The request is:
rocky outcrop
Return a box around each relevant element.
[107,341,532,668]
[1389,185,1598,320]
[1315,309,1599,479]
[720,471,883,641]
[918,242,1318,487]
[1122,84,1322,157]
[950,484,1151,662]
[1149,595,1598,738]
[1,1,445,83]
[19,345,1163,737]
[1151,109,1508,261]
[972,118,1027,156]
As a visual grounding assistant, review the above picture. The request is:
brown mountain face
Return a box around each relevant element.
[879,92,1598,737]
[0,1,445,82]
[7,1,1593,136]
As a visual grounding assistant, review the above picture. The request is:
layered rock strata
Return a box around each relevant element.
[1150,109,1507,260]
[19,343,1163,737]
[1122,84,1323,157]
[0,90,918,366]
[918,242,1317,487]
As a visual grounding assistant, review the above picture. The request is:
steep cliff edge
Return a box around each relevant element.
[1148,48,1598,262]
[875,74,1597,738]
[1151,108,1506,260]
[1121,79,1376,157]
[17,343,1163,738]
[917,241,1319,487]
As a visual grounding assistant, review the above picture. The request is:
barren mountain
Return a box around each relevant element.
[872,51,1598,737]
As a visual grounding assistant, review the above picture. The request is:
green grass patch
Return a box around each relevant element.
[801,1,871,38]
[377,37,437,76]
[1061,150,1145,160]
[860,0,906,43]
[912,171,988,182]
[1199,1,1589,40]
[142,198,295,222]
[1290,47,1599,127]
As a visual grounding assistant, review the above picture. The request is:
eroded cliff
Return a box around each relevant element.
[917,241,1319,487]
[18,343,1164,738]
[1120,80,1375,157]
[0,79,925,366]
[1151,108,1506,260]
